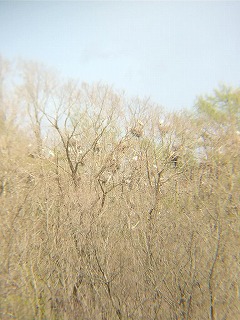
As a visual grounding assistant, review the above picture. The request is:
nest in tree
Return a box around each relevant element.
[130,121,144,138]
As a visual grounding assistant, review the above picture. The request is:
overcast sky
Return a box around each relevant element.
[0,1,240,111]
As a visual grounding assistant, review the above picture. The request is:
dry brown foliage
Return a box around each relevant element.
[0,60,239,319]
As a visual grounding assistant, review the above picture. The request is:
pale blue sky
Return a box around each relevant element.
[0,1,240,111]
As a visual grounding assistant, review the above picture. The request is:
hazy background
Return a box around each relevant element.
[0,1,239,111]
